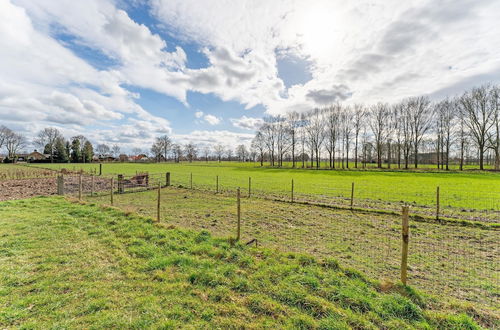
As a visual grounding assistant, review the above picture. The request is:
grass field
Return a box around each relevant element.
[0,164,56,180]
[84,186,500,319]
[0,197,486,328]
[27,161,500,212]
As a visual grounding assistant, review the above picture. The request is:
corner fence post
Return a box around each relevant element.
[236,187,241,241]
[157,182,161,222]
[436,186,440,221]
[401,205,410,285]
[166,172,170,187]
[350,182,355,209]
[110,177,114,205]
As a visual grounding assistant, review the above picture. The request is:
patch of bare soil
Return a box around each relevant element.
[0,177,57,201]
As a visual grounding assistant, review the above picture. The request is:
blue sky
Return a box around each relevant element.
[1,0,499,152]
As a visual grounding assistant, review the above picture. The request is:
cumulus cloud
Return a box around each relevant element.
[230,116,264,130]
[203,114,221,125]
[194,111,204,118]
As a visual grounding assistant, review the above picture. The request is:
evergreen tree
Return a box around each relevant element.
[82,141,94,163]
[55,137,69,162]
[71,138,81,163]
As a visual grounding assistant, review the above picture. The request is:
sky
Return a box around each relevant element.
[1,0,500,152]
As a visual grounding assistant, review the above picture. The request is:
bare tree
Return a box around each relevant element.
[260,116,278,166]
[352,104,366,168]
[306,108,325,168]
[151,143,162,162]
[96,144,110,158]
[35,127,62,163]
[460,85,496,170]
[251,132,266,166]
[172,144,182,162]
[236,144,248,162]
[341,106,354,169]
[369,103,390,168]
[202,145,211,163]
[226,147,233,161]
[132,147,142,156]
[213,144,225,162]
[487,86,500,170]
[184,143,197,162]
[324,105,340,168]
[5,131,26,161]
[436,98,456,170]
[407,96,433,168]
[112,144,121,158]
[287,111,300,167]
[0,125,11,150]
[155,135,171,162]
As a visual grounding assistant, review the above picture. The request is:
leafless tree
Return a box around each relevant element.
[155,135,172,161]
[236,144,248,162]
[459,85,496,170]
[369,103,390,168]
[306,108,325,168]
[96,144,110,158]
[324,105,340,168]
[172,144,182,162]
[112,144,121,158]
[487,86,500,170]
[341,106,354,169]
[150,143,162,162]
[261,116,278,166]
[35,127,62,163]
[287,111,300,167]
[226,147,233,161]
[132,147,142,156]
[407,96,433,168]
[202,145,211,163]
[352,104,366,168]
[184,143,197,162]
[436,98,456,170]
[213,144,225,162]
[251,132,266,166]
[5,131,26,161]
[0,125,11,150]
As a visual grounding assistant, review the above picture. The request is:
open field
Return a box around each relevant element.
[83,186,500,320]
[0,197,485,329]
[0,164,56,180]
[27,162,500,221]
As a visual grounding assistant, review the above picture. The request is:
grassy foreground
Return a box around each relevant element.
[27,162,500,210]
[0,197,482,329]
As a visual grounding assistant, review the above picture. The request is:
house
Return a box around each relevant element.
[28,150,47,161]
[130,154,149,162]
[118,154,129,162]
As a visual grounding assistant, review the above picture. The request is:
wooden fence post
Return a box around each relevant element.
[401,205,410,285]
[157,182,161,222]
[110,177,114,205]
[248,177,251,198]
[190,173,193,189]
[118,174,124,194]
[216,175,219,193]
[99,163,102,176]
[436,186,440,221]
[78,174,82,200]
[91,175,95,196]
[350,182,355,209]
[236,187,241,241]
[166,172,170,187]
[291,179,294,203]
[57,175,64,195]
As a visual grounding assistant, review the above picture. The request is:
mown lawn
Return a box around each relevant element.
[0,197,486,328]
[27,162,500,211]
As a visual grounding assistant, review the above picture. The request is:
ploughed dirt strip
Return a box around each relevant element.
[0,178,57,201]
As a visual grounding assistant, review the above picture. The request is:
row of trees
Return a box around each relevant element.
[251,84,500,170]
[149,135,252,163]
[0,126,94,163]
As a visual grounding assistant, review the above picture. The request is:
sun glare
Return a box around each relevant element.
[299,6,340,56]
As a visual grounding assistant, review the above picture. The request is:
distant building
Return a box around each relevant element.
[118,154,129,162]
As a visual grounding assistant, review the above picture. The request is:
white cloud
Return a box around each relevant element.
[203,114,221,125]
[172,130,253,147]
[194,111,204,118]
[230,116,264,130]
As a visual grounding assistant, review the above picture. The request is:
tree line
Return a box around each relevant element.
[251,84,500,171]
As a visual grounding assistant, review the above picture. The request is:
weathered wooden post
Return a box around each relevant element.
[190,173,193,189]
[216,175,219,193]
[248,177,251,198]
[78,174,82,200]
[57,175,64,195]
[157,182,161,222]
[99,163,102,176]
[91,175,95,196]
[118,174,124,194]
[436,186,440,221]
[350,182,355,209]
[166,172,171,187]
[110,177,114,205]
[236,187,241,241]
[291,179,294,203]
[401,205,410,285]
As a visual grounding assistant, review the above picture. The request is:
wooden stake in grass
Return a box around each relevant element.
[99,163,102,176]
[110,177,114,205]
[157,182,161,222]
[350,182,355,209]
[236,187,241,241]
[57,175,64,195]
[436,186,440,221]
[248,177,252,198]
[78,174,82,200]
[166,172,170,187]
[91,175,95,197]
[216,175,219,194]
[118,174,124,194]
[291,179,294,203]
[401,205,410,285]
[190,173,193,189]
